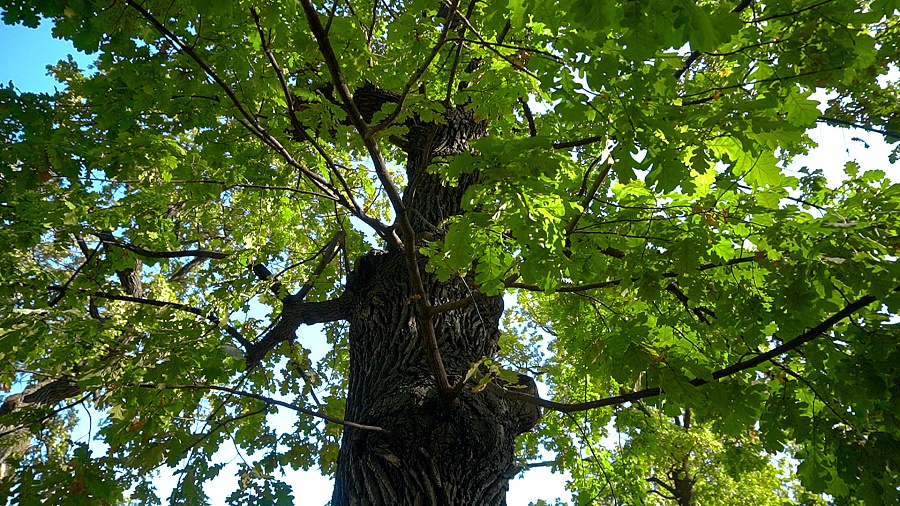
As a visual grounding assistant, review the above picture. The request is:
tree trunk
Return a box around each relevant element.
[330,100,541,504]
[673,410,694,506]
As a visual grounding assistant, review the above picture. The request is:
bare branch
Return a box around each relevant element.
[138,383,386,432]
[94,233,229,260]
[46,287,250,348]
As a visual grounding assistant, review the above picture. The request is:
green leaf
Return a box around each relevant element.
[783,89,821,127]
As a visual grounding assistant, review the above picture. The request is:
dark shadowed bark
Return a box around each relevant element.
[329,90,540,505]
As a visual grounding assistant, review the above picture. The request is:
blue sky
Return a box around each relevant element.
[0,19,93,93]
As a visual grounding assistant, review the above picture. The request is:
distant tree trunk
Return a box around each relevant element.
[330,97,541,504]
[672,410,695,506]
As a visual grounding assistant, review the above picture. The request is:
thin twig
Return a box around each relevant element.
[507,256,758,293]
[46,287,250,348]
[124,0,355,212]
[48,240,102,307]
[94,233,229,260]
[447,3,539,80]
[752,0,834,22]
[288,230,345,302]
[0,394,91,440]
[566,157,612,235]
[249,7,367,220]
[137,383,386,432]
[817,116,900,141]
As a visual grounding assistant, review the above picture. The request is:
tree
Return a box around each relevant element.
[1,0,899,504]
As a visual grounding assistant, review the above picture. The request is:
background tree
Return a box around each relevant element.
[1,0,899,504]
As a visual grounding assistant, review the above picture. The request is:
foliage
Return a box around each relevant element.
[1,0,899,504]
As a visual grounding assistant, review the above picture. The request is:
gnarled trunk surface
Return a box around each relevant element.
[332,252,538,505]
[330,97,540,505]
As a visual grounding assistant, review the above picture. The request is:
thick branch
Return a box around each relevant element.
[425,296,474,316]
[1,390,89,439]
[665,282,714,324]
[519,98,538,137]
[648,476,679,496]
[298,0,368,134]
[244,296,353,368]
[245,230,347,366]
[491,290,885,413]
[553,135,606,150]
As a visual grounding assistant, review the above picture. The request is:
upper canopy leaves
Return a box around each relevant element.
[1,0,899,503]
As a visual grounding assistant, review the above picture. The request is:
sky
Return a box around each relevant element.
[0,17,571,506]
[3,12,898,506]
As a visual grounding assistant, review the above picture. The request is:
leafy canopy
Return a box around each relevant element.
[1,0,899,504]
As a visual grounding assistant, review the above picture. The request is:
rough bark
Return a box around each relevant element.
[0,377,81,479]
[329,89,540,505]
[332,251,540,505]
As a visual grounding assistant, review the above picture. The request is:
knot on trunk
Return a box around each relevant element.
[498,373,542,435]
